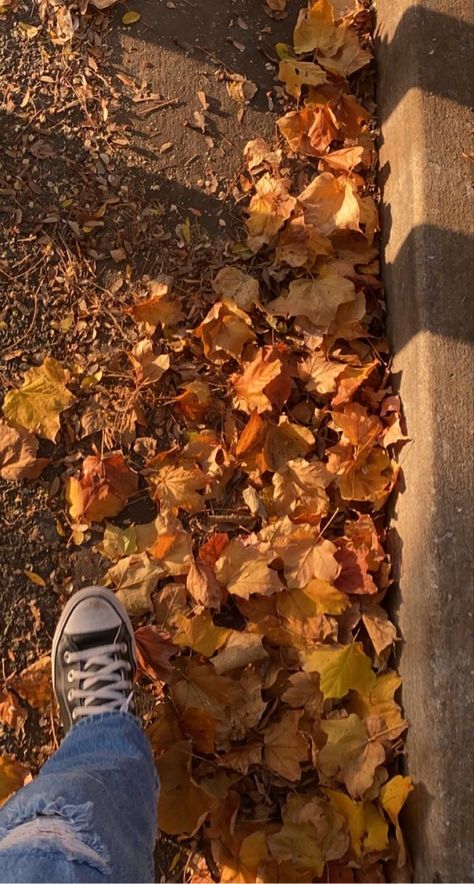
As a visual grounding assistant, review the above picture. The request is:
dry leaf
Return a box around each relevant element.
[10,656,51,710]
[122,10,141,24]
[301,642,375,699]
[66,453,138,524]
[263,710,307,781]
[3,357,75,442]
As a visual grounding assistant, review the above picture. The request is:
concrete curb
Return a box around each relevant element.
[375,1,474,880]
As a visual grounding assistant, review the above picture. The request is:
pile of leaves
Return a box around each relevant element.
[0,0,413,880]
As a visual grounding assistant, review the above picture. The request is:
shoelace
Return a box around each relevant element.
[64,642,133,720]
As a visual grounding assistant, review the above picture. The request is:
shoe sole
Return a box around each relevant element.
[51,585,137,706]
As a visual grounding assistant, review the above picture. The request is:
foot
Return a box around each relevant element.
[52,586,136,734]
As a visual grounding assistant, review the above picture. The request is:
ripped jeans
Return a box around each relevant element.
[0,713,158,883]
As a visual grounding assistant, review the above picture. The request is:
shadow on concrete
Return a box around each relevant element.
[375,5,474,123]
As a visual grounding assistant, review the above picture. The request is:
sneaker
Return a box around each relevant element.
[52,585,136,734]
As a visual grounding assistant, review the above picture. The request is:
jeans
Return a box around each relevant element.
[0,713,158,883]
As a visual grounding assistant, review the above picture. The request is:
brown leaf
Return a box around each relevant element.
[246,174,296,252]
[135,625,178,682]
[186,560,223,610]
[0,690,27,732]
[231,346,292,414]
[0,420,40,481]
[215,539,283,599]
[195,301,255,363]
[298,172,360,236]
[10,656,51,710]
[263,710,308,781]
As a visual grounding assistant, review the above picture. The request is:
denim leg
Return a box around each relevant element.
[0,713,158,883]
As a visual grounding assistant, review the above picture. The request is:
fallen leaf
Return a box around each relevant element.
[277,104,339,156]
[148,461,207,515]
[23,570,46,587]
[263,710,307,781]
[186,560,222,610]
[268,271,356,332]
[301,642,376,699]
[231,346,292,414]
[273,457,330,523]
[122,10,141,24]
[318,28,372,78]
[215,539,283,599]
[0,756,29,806]
[0,690,27,733]
[129,340,170,385]
[157,741,215,835]
[279,59,328,100]
[323,788,388,859]
[0,421,40,481]
[212,632,268,675]
[195,301,255,363]
[380,775,414,867]
[10,656,51,710]
[105,553,163,616]
[362,606,397,656]
[173,611,231,657]
[293,0,345,55]
[2,357,75,442]
[246,174,296,252]
[66,453,138,524]
[135,625,178,682]
[98,523,138,561]
[298,172,360,236]
[212,267,261,312]
[348,670,408,740]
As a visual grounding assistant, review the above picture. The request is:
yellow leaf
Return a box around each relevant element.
[319,714,385,798]
[246,174,296,253]
[18,21,40,38]
[348,670,408,740]
[279,58,327,99]
[2,357,75,442]
[268,271,356,332]
[293,0,345,55]
[24,570,46,587]
[323,788,388,859]
[0,756,29,806]
[66,453,138,525]
[268,821,324,876]
[173,611,231,657]
[122,10,141,24]
[272,457,330,523]
[380,775,414,867]
[301,642,376,699]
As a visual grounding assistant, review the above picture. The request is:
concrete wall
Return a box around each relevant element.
[375,1,474,881]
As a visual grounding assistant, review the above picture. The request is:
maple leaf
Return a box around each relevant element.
[274,216,333,267]
[277,105,339,156]
[128,340,170,385]
[268,272,356,333]
[243,137,282,173]
[274,523,339,588]
[10,656,51,710]
[301,642,376,699]
[323,788,388,859]
[330,402,383,449]
[298,172,360,236]
[246,174,296,252]
[281,671,324,720]
[0,420,43,481]
[380,775,414,868]
[157,741,215,835]
[334,540,378,595]
[215,539,283,599]
[186,560,223,610]
[147,517,194,576]
[195,301,255,363]
[173,611,231,657]
[198,532,230,566]
[129,278,184,332]
[212,267,261,312]
[348,670,408,740]
[362,605,397,656]
[174,380,212,421]
[105,553,163,616]
[321,145,367,172]
[277,579,350,623]
[66,453,138,524]
[263,710,308,781]
[318,714,384,798]
[148,460,207,514]
[2,357,75,442]
[0,755,29,806]
[293,0,345,55]
[212,632,268,675]
[135,625,178,682]
[272,457,330,523]
[317,28,372,78]
[298,350,346,395]
[268,821,325,876]
[279,59,327,100]
[231,346,291,414]
[98,522,138,561]
[219,742,262,775]
[171,660,244,742]
[327,444,396,506]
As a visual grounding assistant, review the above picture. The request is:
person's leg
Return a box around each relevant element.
[0,587,159,883]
